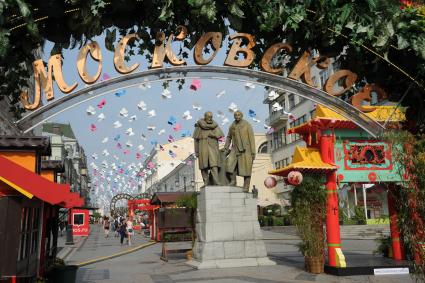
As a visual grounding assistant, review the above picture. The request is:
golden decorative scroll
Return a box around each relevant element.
[77,41,103,84]
[194,32,223,65]
[325,70,358,96]
[260,43,292,74]
[114,34,140,74]
[21,55,77,110]
[151,32,186,68]
[224,33,256,67]
[351,84,387,112]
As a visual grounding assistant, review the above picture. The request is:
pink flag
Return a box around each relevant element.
[173,123,182,132]
[190,79,201,91]
[97,99,106,109]
[147,162,155,169]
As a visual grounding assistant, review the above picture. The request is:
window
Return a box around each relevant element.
[258,142,268,154]
[272,127,287,151]
[164,184,167,192]
[320,69,330,88]
[288,94,296,109]
[310,109,316,119]
[283,157,291,167]
[18,207,40,261]
[272,132,280,150]
[280,127,287,146]
[73,213,84,225]
[289,115,307,143]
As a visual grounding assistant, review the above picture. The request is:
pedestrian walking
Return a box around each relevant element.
[59,220,65,237]
[126,216,134,246]
[110,217,116,233]
[114,218,119,237]
[103,216,110,238]
[118,219,127,245]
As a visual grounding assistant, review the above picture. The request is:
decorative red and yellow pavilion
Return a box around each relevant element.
[269,105,406,272]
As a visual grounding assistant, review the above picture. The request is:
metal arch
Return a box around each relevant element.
[110,193,133,216]
[15,65,385,137]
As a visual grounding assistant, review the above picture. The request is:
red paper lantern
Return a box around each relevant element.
[264,176,277,188]
[287,171,303,186]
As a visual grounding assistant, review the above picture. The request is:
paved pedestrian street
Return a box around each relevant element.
[66,225,414,283]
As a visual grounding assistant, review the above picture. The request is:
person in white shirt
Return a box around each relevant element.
[126,216,134,246]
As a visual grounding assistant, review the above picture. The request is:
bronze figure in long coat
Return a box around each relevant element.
[224,111,256,191]
[193,111,224,186]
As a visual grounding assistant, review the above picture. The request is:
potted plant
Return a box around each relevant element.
[290,175,326,274]
[374,235,393,258]
[176,192,198,260]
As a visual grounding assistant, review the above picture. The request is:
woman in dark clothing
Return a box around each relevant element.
[118,220,127,244]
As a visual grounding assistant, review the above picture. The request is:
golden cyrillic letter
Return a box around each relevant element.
[224,33,256,68]
[114,34,140,74]
[351,84,387,112]
[260,43,292,74]
[77,41,103,84]
[325,70,358,96]
[21,55,77,110]
[194,32,222,65]
[151,31,186,68]
[289,51,330,87]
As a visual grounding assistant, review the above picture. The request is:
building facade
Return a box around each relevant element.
[139,137,195,194]
[264,57,337,204]
[42,123,91,206]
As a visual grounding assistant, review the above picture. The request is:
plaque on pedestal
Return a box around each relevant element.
[187,186,275,269]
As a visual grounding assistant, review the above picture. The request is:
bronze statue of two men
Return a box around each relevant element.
[193,110,255,192]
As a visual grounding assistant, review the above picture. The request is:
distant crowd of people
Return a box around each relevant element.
[102,215,136,245]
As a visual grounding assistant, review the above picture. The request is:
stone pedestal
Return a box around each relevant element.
[187,186,275,269]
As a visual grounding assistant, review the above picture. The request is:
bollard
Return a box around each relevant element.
[65,224,74,245]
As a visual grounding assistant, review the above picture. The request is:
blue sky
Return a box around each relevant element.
[41,29,270,208]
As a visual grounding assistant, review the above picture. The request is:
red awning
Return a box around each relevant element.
[0,155,83,208]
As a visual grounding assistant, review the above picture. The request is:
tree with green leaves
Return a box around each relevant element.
[1,0,424,123]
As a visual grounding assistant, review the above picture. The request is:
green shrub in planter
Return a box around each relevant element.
[374,235,392,258]
[290,175,326,258]
[272,216,284,226]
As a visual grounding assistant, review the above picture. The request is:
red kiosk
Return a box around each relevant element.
[69,208,90,236]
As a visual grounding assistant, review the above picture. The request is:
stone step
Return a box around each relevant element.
[261,225,391,239]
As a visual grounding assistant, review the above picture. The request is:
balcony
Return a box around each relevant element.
[265,111,288,127]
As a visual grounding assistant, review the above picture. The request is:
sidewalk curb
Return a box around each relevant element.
[76,241,157,267]
[57,235,89,261]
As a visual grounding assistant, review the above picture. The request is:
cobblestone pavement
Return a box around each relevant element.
[72,226,414,283]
